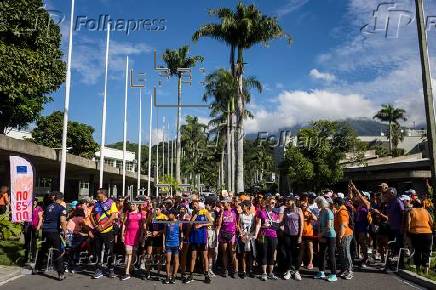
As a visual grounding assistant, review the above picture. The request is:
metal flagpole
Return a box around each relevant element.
[59,0,75,193]
[122,56,129,197]
[167,122,170,177]
[156,108,159,197]
[162,117,165,177]
[137,88,142,195]
[147,93,153,196]
[99,23,110,189]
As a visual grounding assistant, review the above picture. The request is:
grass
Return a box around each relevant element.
[0,240,25,266]
[407,252,436,281]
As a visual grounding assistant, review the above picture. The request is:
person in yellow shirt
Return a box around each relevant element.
[407,200,433,274]
[90,188,118,279]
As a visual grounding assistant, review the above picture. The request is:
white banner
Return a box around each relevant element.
[10,156,33,223]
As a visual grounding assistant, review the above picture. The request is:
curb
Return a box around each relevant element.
[0,266,30,287]
[396,269,436,289]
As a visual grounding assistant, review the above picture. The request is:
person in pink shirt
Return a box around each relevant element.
[217,197,238,278]
[121,202,145,281]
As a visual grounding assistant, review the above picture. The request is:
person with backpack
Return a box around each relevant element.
[334,197,354,280]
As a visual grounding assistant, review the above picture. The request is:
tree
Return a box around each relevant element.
[373,104,407,154]
[0,0,66,133]
[162,46,203,184]
[202,68,259,191]
[32,111,98,159]
[283,120,361,191]
[193,2,290,193]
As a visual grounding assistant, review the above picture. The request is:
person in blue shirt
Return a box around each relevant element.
[314,196,337,282]
[163,208,181,284]
[34,192,67,281]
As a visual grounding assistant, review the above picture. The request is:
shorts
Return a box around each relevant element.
[145,236,163,248]
[165,246,179,255]
[189,243,207,252]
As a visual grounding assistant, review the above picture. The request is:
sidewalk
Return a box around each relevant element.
[0,265,26,286]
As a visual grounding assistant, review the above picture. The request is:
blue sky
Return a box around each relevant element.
[43,0,436,144]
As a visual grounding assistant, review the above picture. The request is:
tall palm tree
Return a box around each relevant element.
[193,2,290,193]
[373,104,407,154]
[162,46,203,184]
[203,69,260,191]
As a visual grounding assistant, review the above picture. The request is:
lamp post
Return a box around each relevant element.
[59,0,75,193]
[122,56,129,197]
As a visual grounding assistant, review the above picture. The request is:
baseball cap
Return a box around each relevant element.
[400,195,411,202]
[337,192,345,199]
[362,191,371,199]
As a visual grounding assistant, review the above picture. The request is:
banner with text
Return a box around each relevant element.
[10,156,33,223]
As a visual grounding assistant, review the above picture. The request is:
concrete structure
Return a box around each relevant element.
[357,135,426,155]
[5,128,32,140]
[94,147,136,173]
[0,135,153,201]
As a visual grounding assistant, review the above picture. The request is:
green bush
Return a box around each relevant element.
[0,214,22,240]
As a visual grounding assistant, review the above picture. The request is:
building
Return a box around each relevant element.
[95,147,137,173]
[5,128,32,140]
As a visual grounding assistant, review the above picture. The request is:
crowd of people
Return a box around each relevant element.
[7,180,436,284]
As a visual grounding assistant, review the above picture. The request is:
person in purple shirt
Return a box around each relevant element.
[217,197,238,278]
[372,187,405,268]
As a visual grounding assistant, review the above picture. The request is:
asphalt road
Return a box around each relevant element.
[1,269,424,290]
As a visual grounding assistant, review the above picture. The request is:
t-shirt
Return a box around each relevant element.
[385,197,404,231]
[409,208,432,234]
[221,209,237,234]
[302,209,314,237]
[284,208,301,236]
[189,210,209,244]
[239,213,255,234]
[165,222,180,247]
[92,199,118,234]
[32,206,43,229]
[257,209,279,238]
[319,208,336,238]
[355,206,369,233]
[335,206,353,237]
[0,192,9,206]
[42,203,67,233]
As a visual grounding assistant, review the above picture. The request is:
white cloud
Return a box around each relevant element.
[149,128,169,146]
[309,69,336,83]
[275,0,310,18]
[245,90,376,133]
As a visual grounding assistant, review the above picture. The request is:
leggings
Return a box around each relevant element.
[283,235,302,271]
[259,236,278,266]
[318,237,336,275]
[410,233,432,268]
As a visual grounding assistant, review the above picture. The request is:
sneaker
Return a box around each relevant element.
[93,269,104,279]
[240,272,246,279]
[283,270,292,280]
[307,263,314,270]
[121,274,131,281]
[222,270,228,278]
[294,271,302,281]
[248,271,255,278]
[208,269,216,277]
[204,274,211,284]
[267,273,279,280]
[261,273,268,281]
[184,273,193,284]
[230,272,237,279]
[327,274,337,282]
[58,273,65,281]
[344,272,353,280]
[107,270,117,279]
[164,276,170,284]
[170,277,176,284]
[145,272,151,280]
[314,271,325,279]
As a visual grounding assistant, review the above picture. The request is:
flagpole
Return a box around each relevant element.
[99,23,110,189]
[147,93,153,196]
[59,0,75,193]
[122,56,129,197]
[137,88,142,196]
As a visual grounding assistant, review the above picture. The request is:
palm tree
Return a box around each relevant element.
[162,46,204,184]
[193,2,290,193]
[203,69,260,191]
[373,104,407,154]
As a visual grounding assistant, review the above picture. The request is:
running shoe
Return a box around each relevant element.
[344,271,353,280]
[230,272,237,279]
[260,273,268,281]
[92,269,104,279]
[184,273,193,284]
[283,270,292,280]
[208,269,216,277]
[222,270,228,278]
[107,269,116,279]
[314,271,325,279]
[170,277,176,284]
[120,274,131,281]
[327,274,337,282]
[164,276,170,284]
[267,273,279,280]
[58,273,65,281]
[204,274,211,284]
[240,272,247,279]
[294,271,302,281]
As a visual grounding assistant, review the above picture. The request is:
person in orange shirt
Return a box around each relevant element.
[407,200,433,274]
[334,197,354,280]
[300,198,317,270]
[0,185,10,215]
